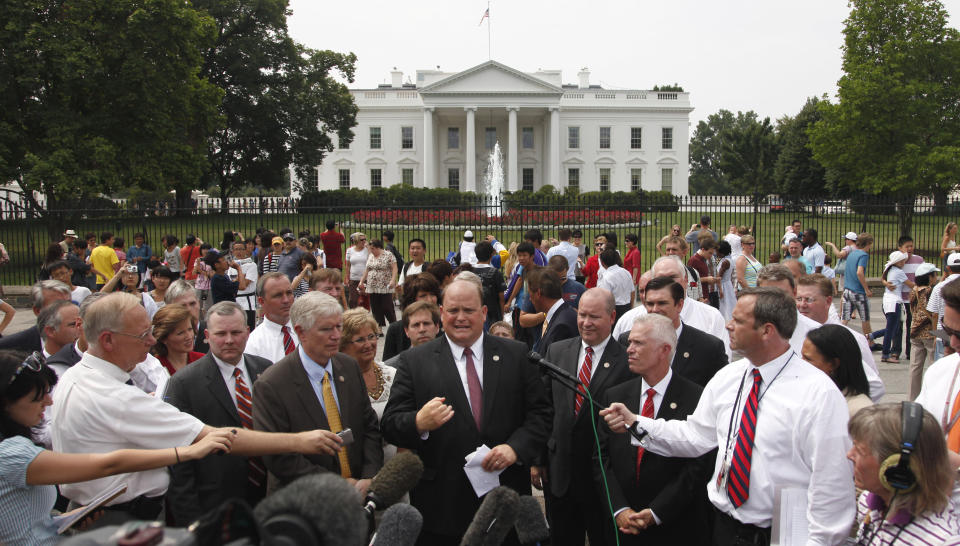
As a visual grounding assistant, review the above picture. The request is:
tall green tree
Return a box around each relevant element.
[195,0,358,212]
[719,114,780,197]
[689,109,737,195]
[0,0,222,231]
[809,0,960,236]
[774,97,829,196]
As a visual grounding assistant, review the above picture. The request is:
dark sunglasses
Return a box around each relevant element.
[8,351,43,386]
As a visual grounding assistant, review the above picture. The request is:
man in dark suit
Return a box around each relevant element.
[530,268,578,355]
[382,280,552,544]
[598,313,712,544]
[0,280,71,352]
[252,291,382,494]
[164,302,274,526]
[534,287,633,545]
[617,276,728,387]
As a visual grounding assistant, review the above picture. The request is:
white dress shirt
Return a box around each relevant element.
[51,353,204,505]
[632,349,855,544]
[245,317,299,364]
[598,265,635,305]
[445,334,485,416]
[613,297,731,358]
[213,354,252,406]
[546,241,580,280]
[544,298,565,325]
[927,273,960,330]
[914,353,960,426]
[131,353,170,396]
[789,311,821,355]
[576,335,612,383]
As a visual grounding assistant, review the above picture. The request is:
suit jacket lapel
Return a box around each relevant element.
[673,326,693,377]
[655,376,684,420]
[588,338,624,394]
[204,357,240,422]
[481,335,501,431]
[291,353,330,430]
[562,338,582,413]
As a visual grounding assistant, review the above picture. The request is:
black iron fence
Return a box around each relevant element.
[1,194,957,287]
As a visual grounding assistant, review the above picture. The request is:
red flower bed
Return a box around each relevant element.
[351,208,645,226]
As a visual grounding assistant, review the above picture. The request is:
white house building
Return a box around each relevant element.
[300,60,693,196]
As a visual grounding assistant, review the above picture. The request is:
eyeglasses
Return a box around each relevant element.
[595,243,604,247]
[112,326,154,342]
[743,242,756,246]
[8,352,43,385]
[943,322,960,341]
[795,296,820,305]
[359,238,367,242]
[350,333,379,345]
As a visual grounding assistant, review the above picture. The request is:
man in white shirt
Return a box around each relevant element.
[545,228,580,281]
[756,264,822,355]
[795,274,886,401]
[927,253,960,361]
[245,272,299,364]
[801,229,826,274]
[915,279,960,441]
[398,238,427,287]
[614,256,730,356]
[51,292,342,524]
[601,287,855,545]
[230,240,259,330]
[597,249,635,322]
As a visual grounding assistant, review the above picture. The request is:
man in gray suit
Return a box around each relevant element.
[164,301,274,525]
[253,292,383,495]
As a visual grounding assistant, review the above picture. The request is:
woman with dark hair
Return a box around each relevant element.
[803,324,872,417]
[101,262,159,319]
[37,243,65,281]
[290,252,318,299]
[423,259,454,288]
[220,230,235,252]
[147,266,176,310]
[162,235,182,280]
[206,250,246,305]
[717,240,735,320]
[359,239,398,326]
[383,273,441,361]
[909,263,939,399]
[0,350,231,545]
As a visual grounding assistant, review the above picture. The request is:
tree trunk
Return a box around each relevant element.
[934,187,949,216]
[897,195,915,240]
[174,188,192,216]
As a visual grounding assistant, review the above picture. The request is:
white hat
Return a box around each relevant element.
[63,229,77,237]
[915,263,940,277]
[948,253,960,267]
[464,230,474,239]
[844,232,858,241]
[785,226,793,233]
[885,251,909,270]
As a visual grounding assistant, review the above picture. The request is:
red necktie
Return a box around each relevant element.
[635,388,656,482]
[727,369,762,508]
[574,347,594,414]
[464,348,483,430]
[234,368,266,491]
[281,325,295,355]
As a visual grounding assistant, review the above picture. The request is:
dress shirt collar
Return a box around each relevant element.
[641,367,673,397]
[581,335,612,358]
[299,346,333,382]
[750,347,797,384]
[445,333,484,362]
[675,321,684,338]
[545,299,565,323]
[80,352,132,383]
[213,353,247,384]
[261,316,293,333]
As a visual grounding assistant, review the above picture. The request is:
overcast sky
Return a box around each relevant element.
[287,0,960,127]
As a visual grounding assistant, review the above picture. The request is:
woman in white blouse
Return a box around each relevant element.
[343,233,369,309]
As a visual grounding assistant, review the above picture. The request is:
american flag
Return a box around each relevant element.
[478,8,489,25]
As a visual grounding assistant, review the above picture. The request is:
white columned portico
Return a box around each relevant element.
[549,107,560,187]
[507,106,519,192]
[422,107,434,187]
[465,107,476,192]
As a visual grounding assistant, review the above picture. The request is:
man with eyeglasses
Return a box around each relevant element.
[51,292,344,525]
[246,273,299,364]
[914,280,960,463]
[796,274,885,402]
[253,291,382,494]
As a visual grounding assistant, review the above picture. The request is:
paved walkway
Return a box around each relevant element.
[0,296,917,403]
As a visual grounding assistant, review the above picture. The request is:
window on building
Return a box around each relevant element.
[401,168,414,186]
[631,168,641,192]
[522,127,534,149]
[485,127,497,149]
[522,168,534,191]
[401,126,414,149]
[448,168,460,190]
[568,127,580,149]
[370,169,382,189]
[568,168,580,190]
[339,169,350,189]
[631,127,642,149]
[307,168,319,189]
[661,127,673,150]
[338,135,350,149]
[599,126,611,149]
[448,127,460,149]
[600,168,611,192]
[370,127,382,149]
[661,168,673,192]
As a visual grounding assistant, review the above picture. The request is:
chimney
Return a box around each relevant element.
[577,67,590,89]
[391,67,403,88]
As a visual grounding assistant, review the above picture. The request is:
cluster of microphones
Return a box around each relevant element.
[59,451,551,546]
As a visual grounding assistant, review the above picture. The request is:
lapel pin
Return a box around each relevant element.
[493,355,500,362]
[338,375,345,382]
[683,352,690,359]
[670,402,677,409]
[603,362,610,368]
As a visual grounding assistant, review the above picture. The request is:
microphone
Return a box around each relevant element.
[527,351,578,384]
[369,504,423,546]
[255,473,368,546]
[363,451,425,515]
[514,495,550,545]
[459,486,520,546]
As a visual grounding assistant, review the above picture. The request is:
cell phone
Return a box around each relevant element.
[337,428,354,445]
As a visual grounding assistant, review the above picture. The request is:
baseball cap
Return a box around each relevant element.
[63,229,77,237]
[844,232,858,241]
[464,230,474,239]
[271,236,284,245]
[915,263,940,277]
[282,233,296,241]
[948,253,960,267]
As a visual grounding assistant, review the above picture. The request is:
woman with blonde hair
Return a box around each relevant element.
[735,234,762,292]
[151,304,203,375]
[942,222,960,270]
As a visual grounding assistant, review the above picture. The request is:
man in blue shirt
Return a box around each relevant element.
[842,233,874,342]
[277,233,305,281]
[126,233,152,275]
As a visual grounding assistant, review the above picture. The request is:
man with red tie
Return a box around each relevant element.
[595,313,711,544]
[245,272,298,364]
[601,287,854,545]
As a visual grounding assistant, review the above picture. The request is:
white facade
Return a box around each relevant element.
[300,61,693,196]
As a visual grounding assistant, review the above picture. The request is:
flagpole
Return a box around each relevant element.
[487,0,491,60]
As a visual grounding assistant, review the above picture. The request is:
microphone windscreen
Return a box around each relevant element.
[368,451,424,508]
[255,473,367,546]
[527,351,542,362]
[371,504,423,546]
[459,486,520,546]
[514,495,549,544]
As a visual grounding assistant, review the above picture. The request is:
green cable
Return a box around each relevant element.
[585,388,620,546]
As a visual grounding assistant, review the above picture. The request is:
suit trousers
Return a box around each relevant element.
[546,471,607,546]
[712,507,771,546]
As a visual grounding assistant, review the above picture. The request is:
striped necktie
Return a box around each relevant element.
[727,369,761,508]
[574,347,593,414]
[281,325,295,355]
[233,368,266,492]
[635,388,656,482]
[322,371,352,479]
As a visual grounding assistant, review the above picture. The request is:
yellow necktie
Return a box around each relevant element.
[541,315,549,335]
[322,371,352,478]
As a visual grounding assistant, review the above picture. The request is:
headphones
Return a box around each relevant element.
[878,401,924,493]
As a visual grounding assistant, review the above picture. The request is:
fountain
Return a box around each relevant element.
[482,140,504,204]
